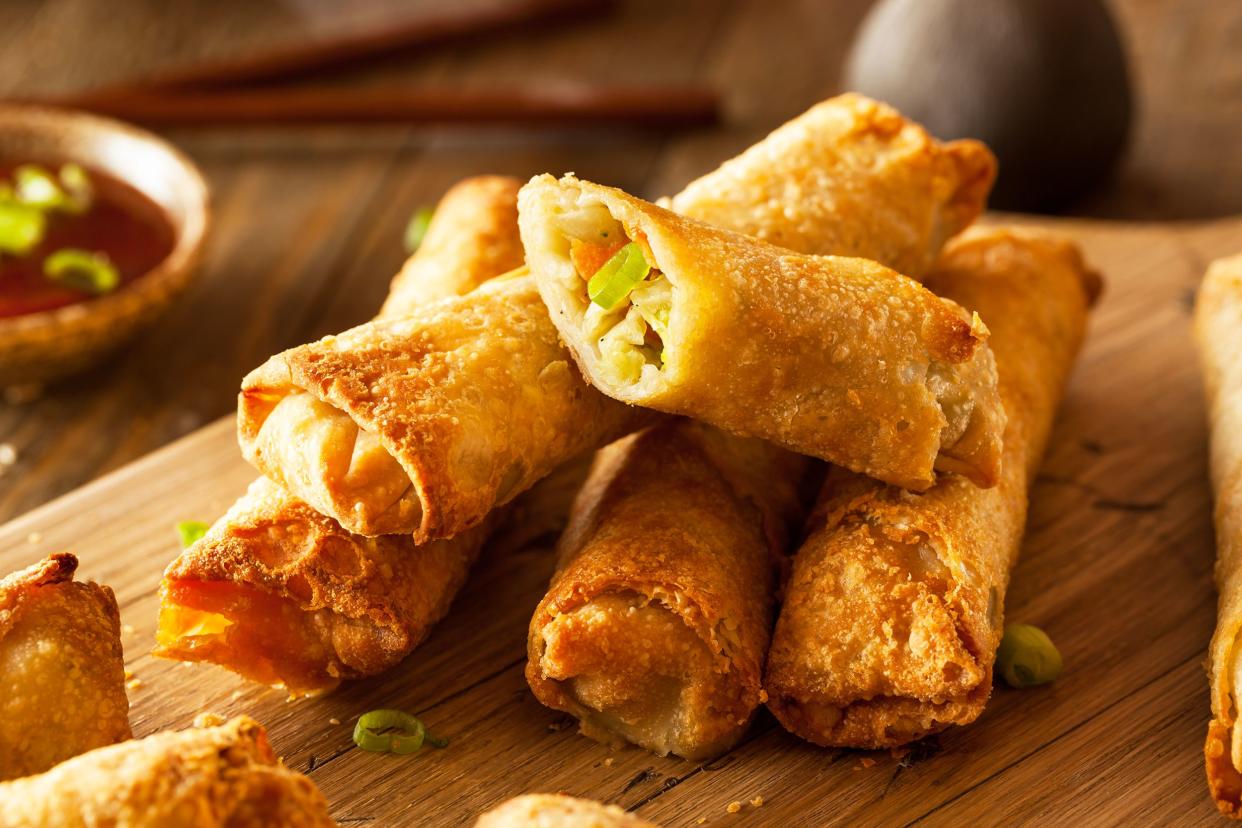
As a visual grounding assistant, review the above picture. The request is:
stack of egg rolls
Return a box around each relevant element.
[156,177,524,693]
[765,228,1100,747]
[234,93,996,542]
[1195,254,1242,817]
[520,174,1005,490]
[0,553,130,780]
[525,95,997,759]
[0,716,336,827]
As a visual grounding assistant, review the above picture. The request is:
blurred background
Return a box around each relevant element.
[0,0,1236,520]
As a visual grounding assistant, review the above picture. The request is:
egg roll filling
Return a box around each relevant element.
[157,578,383,695]
[561,209,673,389]
[250,391,420,535]
[534,591,746,760]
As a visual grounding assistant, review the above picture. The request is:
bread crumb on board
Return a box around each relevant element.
[750,796,764,807]
[727,801,742,814]
[329,717,341,726]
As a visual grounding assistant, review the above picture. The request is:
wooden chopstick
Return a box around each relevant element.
[47,85,720,129]
[102,0,615,94]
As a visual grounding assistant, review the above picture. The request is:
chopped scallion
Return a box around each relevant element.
[43,248,120,294]
[353,709,445,755]
[176,520,209,548]
[0,201,46,255]
[14,165,63,210]
[404,206,434,253]
[587,242,650,311]
[996,623,1062,688]
[58,163,93,214]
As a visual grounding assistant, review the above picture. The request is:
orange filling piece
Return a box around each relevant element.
[157,579,338,694]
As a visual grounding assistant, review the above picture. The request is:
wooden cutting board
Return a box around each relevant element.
[0,214,1235,826]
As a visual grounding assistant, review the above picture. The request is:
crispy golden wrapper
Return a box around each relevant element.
[382,175,524,314]
[665,93,995,279]
[476,794,658,827]
[0,553,130,781]
[1195,254,1242,817]
[0,716,335,827]
[157,478,490,694]
[520,174,1005,491]
[157,178,523,694]
[527,420,809,759]
[764,228,1100,748]
[239,274,648,540]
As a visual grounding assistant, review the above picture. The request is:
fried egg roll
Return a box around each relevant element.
[1195,254,1242,817]
[239,274,648,540]
[476,794,658,827]
[527,420,809,760]
[156,177,522,694]
[0,716,336,827]
[0,553,130,781]
[520,174,1005,491]
[381,175,524,314]
[664,93,996,279]
[764,228,1099,748]
[157,478,491,694]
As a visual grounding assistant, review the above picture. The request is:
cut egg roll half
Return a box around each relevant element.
[1196,254,1242,817]
[519,174,1005,491]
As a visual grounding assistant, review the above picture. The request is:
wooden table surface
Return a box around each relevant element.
[3,0,1242,520]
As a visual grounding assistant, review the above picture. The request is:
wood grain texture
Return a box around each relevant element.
[0,214,1231,826]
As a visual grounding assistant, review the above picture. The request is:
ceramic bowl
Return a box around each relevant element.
[0,104,210,388]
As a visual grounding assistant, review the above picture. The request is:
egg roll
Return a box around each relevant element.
[0,715,335,827]
[527,420,809,759]
[0,553,130,781]
[157,477,491,694]
[1195,254,1242,817]
[239,273,649,540]
[381,175,524,314]
[476,794,658,827]
[664,92,996,279]
[764,228,1100,748]
[519,174,1005,491]
[156,177,522,694]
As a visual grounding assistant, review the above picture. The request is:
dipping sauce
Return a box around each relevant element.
[0,161,175,319]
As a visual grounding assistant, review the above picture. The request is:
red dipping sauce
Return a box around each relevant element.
[0,162,175,319]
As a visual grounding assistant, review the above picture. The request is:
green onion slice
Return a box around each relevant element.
[353,709,446,755]
[587,242,650,311]
[404,206,434,254]
[43,248,120,294]
[175,520,209,548]
[57,163,93,215]
[996,623,1062,688]
[0,201,46,255]
[15,165,64,210]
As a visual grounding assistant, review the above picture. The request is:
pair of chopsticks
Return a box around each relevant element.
[37,0,719,129]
